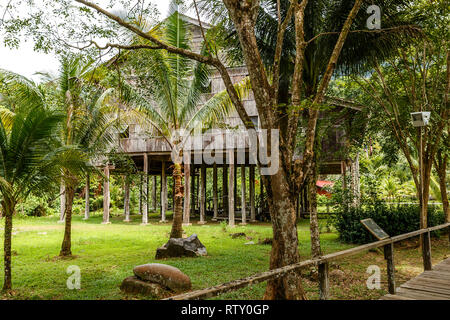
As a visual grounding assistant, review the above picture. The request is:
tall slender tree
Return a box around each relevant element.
[0,70,82,291]
[43,55,118,256]
[122,8,249,240]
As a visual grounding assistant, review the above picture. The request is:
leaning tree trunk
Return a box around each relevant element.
[60,184,76,256]
[263,168,306,300]
[169,163,184,239]
[2,199,15,292]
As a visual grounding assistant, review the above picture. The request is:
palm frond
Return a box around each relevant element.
[185,76,250,131]
[0,106,16,131]
[0,68,46,112]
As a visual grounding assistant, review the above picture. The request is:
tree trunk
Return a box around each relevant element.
[435,153,449,222]
[2,198,15,292]
[422,158,433,228]
[170,163,184,238]
[263,168,306,300]
[308,161,321,259]
[59,179,65,222]
[103,166,110,224]
[350,152,361,207]
[183,162,191,224]
[124,176,130,222]
[84,174,90,220]
[60,184,75,256]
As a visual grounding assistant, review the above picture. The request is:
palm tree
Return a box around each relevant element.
[200,0,417,101]
[123,9,249,239]
[0,70,77,291]
[43,55,118,256]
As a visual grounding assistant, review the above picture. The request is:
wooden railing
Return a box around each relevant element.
[165,222,450,300]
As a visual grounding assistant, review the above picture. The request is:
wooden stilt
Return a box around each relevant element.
[223,164,228,216]
[152,176,157,211]
[212,163,218,221]
[259,168,264,215]
[138,174,143,215]
[240,165,247,225]
[229,151,235,227]
[102,165,111,224]
[196,170,200,212]
[191,165,196,216]
[250,165,256,222]
[234,164,237,212]
[141,154,148,225]
[199,164,207,224]
[160,161,167,223]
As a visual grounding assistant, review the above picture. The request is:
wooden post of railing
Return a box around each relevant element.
[383,243,395,294]
[318,262,329,300]
[422,231,432,271]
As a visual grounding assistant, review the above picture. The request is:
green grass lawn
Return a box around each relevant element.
[0,211,448,300]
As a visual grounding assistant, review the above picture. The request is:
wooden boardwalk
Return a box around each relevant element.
[381,258,450,300]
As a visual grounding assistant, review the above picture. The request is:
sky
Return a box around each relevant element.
[0,1,173,82]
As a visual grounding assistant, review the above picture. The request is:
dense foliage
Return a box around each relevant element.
[330,204,445,244]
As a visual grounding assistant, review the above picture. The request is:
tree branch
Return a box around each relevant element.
[74,0,254,131]
[296,0,364,190]
[75,0,218,66]
[66,40,163,51]
[272,0,295,98]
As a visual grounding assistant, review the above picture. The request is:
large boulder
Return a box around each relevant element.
[133,263,191,292]
[155,234,207,259]
[120,276,169,297]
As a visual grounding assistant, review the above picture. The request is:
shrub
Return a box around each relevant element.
[17,195,52,217]
[91,195,104,211]
[329,204,445,244]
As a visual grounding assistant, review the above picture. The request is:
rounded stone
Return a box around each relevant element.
[133,263,191,292]
[120,276,169,298]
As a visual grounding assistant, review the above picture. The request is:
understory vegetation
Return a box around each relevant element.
[331,204,445,244]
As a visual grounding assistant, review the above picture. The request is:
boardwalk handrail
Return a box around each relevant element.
[165,222,450,300]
